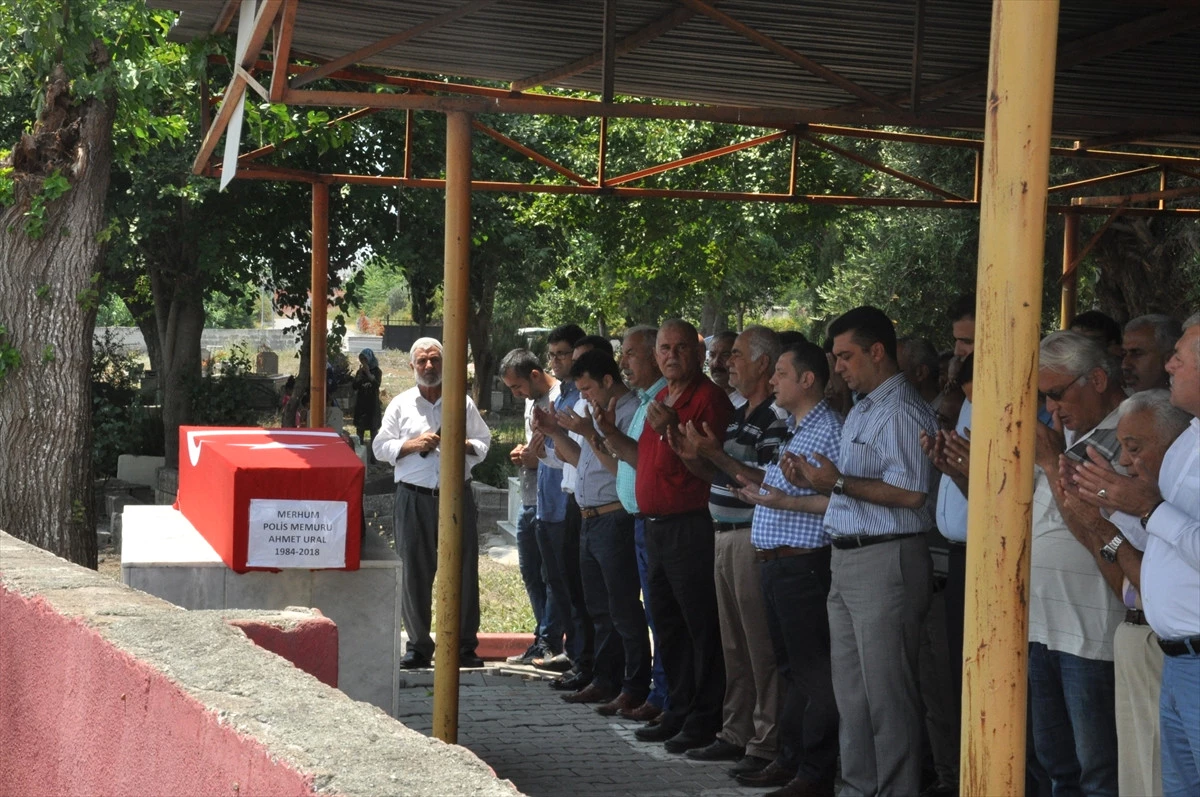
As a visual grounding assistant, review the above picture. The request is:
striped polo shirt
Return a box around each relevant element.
[708,398,790,524]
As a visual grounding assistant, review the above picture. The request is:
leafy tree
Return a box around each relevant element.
[0,1,178,566]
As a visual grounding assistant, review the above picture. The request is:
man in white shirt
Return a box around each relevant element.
[1070,312,1200,797]
[373,337,491,670]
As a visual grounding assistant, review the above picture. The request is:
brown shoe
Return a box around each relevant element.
[618,700,662,723]
[561,683,618,704]
[595,692,641,716]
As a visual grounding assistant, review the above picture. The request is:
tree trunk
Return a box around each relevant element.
[0,77,115,567]
[1092,217,1200,322]
[467,264,499,412]
[282,334,311,427]
[151,265,205,466]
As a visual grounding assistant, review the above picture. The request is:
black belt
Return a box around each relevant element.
[831,532,921,550]
[1157,635,1200,657]
[945,539,967,549]
[755,545,829,562]
[644,509,711,524]
[1125,609,1148,626]
[713,521,752,532]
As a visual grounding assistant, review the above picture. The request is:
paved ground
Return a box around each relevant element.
[395,668,775,797]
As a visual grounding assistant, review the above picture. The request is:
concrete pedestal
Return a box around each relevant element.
[121,505,402,715]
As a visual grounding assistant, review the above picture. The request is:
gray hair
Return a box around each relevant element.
[740,325,781,367]
[622,325,658,351]
[1118,388,1192,440]
[1186,312,1200,355]
[1125,314,1182,357]
[409,337,442,358]
[709,330,737,349]
[1039,330,1119,380]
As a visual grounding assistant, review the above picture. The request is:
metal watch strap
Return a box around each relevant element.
[1140,500,1165,529]
[832,476,846,495]
[1100,534,1125,563]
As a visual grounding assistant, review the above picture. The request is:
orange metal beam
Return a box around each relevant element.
[1048,165,1160,194]
[510,5,697,92]
[801,132,967,200]
[472,120,595,186]
[604,130,790,187]
[269,0,297,103]
[675,0,905,114]
[1072,185,1200,206]
[290,0,501,89]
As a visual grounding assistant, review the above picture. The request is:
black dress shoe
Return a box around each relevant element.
[684,737,745,761]
[663,731,714,754]
[400,650,430,669]
[728,754,772,776]
[735,760,796,788]
[764,777,837,797]
[634,721,681,743]
[459,651,485,668]
[549,671,592,691]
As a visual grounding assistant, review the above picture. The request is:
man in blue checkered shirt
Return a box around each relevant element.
[735,339,843,796]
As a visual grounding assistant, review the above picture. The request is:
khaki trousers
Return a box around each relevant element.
[1115,621,1163,797]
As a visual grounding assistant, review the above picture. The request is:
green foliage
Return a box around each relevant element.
[204,282,258,329]
[40,343,55,363]
[95,293,134,326]
[190,345,265,427]
[91,329,161,476]
[34,283,51,301]
[0,157,13,206]
[0,324,22,386]
[23,170,70,238]
[471,418,523,489]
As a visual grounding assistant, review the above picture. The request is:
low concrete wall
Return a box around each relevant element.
[0,531,520,797]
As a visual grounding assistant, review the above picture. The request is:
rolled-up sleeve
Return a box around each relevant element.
[372,395,409,465]
[466,399,492,473]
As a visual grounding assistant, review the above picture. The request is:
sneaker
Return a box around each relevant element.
[505,643,545,665]
[533,652,573,672]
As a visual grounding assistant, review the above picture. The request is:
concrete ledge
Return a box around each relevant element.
[222,607,339,689]
[0,531,520,797]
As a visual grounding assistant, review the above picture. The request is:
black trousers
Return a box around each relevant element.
[644,511,725,737]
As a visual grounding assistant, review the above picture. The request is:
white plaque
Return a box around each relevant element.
[247,499,348,569]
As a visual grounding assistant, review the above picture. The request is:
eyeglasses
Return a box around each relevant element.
[1039,373,1086,403]
[548,350,573,361]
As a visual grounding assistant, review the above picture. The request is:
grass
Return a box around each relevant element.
[427,556,535,635]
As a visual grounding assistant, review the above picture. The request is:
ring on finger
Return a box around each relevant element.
[1097,488,1108,499]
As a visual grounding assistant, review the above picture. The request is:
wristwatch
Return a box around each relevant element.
[832,476,846,496]
[1100,533,1125,563]
[1140,500,1164,529]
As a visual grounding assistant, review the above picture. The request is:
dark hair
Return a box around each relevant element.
[949,293,976,323]
[499,348,542,381]
[574,334,614,356]
[781,340,829,387]
[547,324,586,348]
[710,330,737,347]
[570,349,621,383]
[778,330,807,347]
[899,336,939,374]
[958,353,974,385]
[827,305,897,362]
[1071,310,1123,347]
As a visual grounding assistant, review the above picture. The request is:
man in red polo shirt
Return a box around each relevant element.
[633,319,734,754]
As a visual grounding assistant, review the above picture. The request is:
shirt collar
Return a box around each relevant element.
[854,372,907,412]
[638,376,668,402]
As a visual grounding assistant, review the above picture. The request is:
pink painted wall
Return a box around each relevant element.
[0,589,324,797]
[229,612,339,688]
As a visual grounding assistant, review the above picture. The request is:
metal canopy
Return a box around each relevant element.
[158,0,1200,143]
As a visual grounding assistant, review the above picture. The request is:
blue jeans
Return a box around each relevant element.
[515,505,552,647]
[635,518,670,709]
[1027,642,1118,797]
[1160,653,1200,797]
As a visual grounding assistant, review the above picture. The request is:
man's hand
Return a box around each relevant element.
[795,451,840,494]
[943,430,971,479]
[519,432,545,468]
[593,397,619,438]
[683,420,723,461]
[779,452,811,489]
[412,430,440,454]
[531,405,560,436]
[645,400,679,437]
[1035,411,1066,474]
[1069,446,1162,517]
[556,405,594,436]
[665,423,697,460]
[736,478,791,509]
[509,443,526,466]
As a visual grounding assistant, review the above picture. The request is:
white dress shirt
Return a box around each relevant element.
[1141,417,1200,639]
[372,386,491,488]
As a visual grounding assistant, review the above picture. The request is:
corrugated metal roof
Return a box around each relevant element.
[153,0,1200,142]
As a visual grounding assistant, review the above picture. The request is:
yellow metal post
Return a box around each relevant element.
[309,182,328,428]
[1060,209,1079,329]
[432,111,471,744]
[962,1,1060,794]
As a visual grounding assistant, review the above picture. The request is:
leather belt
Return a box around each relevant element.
[400,481,439,496]
[579,501,624,519]
[644,509,711,524]
[831,532,921,550]
[1157,635,1200,657]
[1125,609,1148,626]
[714,521,752,532]
[755,545,828,562]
